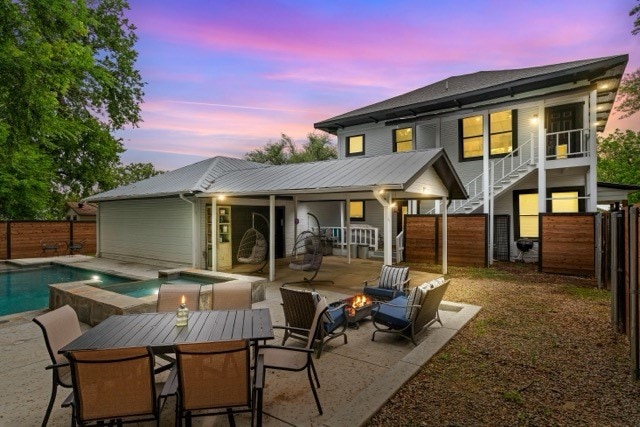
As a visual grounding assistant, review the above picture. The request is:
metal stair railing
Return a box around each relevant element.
[427,134,537,214]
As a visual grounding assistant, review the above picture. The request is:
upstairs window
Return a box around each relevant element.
[346,135,364,156]
[459,110,517,161]
[490,110,516,155]
[460,115,484,160]
[349,201,365,221]
[393,127,413,152]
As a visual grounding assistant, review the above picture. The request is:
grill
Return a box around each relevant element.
[516,239,534,262]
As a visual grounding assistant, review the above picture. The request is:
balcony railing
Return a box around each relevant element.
[546,128,590,160]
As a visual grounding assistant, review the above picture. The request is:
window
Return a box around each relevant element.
[514,188,583,239]
[349,201,365,221]
[346,135,364,156]
[460,115,484,160]
[490,110,515,155]
[550,191,579,213]
[459,110,517,160]
[517,192,539,239]
[393,127,413,152]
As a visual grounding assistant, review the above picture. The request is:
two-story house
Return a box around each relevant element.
[314,54,631,262]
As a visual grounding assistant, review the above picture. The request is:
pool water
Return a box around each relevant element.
[91,275,226,298]
[0,264,130,316]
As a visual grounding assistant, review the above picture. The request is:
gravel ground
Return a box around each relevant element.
[369,262,640,426]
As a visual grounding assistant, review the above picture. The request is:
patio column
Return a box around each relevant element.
[269,195,275,282]
[373,189,393,265]
[442,195,448,275]
[482,111,490,214]
[211,196,217,271]
[588,89,598,212]
[346,196,351,264]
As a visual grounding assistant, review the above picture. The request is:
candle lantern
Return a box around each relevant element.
[176,295,189,327]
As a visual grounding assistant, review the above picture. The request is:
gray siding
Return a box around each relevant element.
[99,198,193,265]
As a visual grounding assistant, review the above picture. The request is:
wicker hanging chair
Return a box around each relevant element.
[283,213,333,288]
[237,212,268,273]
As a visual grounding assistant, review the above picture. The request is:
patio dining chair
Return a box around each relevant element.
[156,283,201,312]
[211,281,252,310]
[161,340,264,426]
[363,264,410,301]
[279,287,347,358]
[64,346,159,426]
[33,305,83,427]
[259,300,329,415]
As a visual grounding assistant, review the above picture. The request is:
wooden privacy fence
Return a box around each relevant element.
[539,213,597,276]
[404,214,488,268]
[0,221,96,260]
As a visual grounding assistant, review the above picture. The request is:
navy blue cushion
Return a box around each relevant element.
[372,296,410,329]
[324,306,346,334]
[363,286,396,300]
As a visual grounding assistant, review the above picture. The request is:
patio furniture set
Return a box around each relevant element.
[40,239,87,256]
[32,266,449,426]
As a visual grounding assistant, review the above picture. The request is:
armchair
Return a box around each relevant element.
[371,278,449,345]
[363,265,410,301]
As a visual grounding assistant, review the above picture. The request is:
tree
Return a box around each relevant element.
[617,2,640,118]
[597,129,640,204]
[245,132,337,165]
[0,0,144,219]
[112,162,164,187]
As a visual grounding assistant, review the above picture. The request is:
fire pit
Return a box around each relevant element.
[332,293,374,328]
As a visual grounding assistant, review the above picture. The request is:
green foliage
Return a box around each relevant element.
[245,132,337,165]
[564,285,610,302]
[597,129,640,203]
[0,0,144,220]
[618,2,640,118]
[112,162,164,187]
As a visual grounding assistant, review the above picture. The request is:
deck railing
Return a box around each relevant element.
[318,225,379,251]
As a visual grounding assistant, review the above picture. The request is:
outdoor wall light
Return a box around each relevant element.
[218,195,226,201]
[530,114,538,125]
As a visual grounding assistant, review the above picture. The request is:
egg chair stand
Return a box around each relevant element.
[283,213,334,288]
[236,212,269,273]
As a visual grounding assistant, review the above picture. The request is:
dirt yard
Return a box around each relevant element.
[369,262,640,426]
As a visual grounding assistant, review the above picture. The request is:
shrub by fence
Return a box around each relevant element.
[0,221,96,260]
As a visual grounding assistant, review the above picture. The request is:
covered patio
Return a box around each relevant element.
[0,256,480,426]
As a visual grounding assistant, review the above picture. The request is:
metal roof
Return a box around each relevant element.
[85,156,266,202]
[315,55,628,133]
[200,150,467,199]
[86,150,466,202]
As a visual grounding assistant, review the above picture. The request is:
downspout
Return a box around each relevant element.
[179,193,197,268]
[373,189,393,265]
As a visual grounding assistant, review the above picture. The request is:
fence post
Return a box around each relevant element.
[6,221,11,260]
[630,207,639,379]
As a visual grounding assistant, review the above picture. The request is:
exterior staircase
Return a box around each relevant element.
[429,137,538,214]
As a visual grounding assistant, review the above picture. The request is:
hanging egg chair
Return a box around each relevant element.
[283,213,334,288]
[236,212,268,273]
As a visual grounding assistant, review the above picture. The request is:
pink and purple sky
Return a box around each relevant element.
[119,0,640,170]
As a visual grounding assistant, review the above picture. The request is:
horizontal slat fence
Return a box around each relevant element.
[0,221,96,260]
[539,213,595,276]
[404,214,488,268]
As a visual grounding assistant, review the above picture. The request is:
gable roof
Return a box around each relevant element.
[66,202,97,216]
[201,149,467,199]
[85,156,266,202]
[315,55,628,134]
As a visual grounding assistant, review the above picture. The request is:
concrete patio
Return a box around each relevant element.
[0,256,480,426]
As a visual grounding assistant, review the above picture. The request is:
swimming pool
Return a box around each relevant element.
[0,264,131,316]
[89,274,227,298]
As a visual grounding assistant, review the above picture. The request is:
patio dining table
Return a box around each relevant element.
[59,308,274,354]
